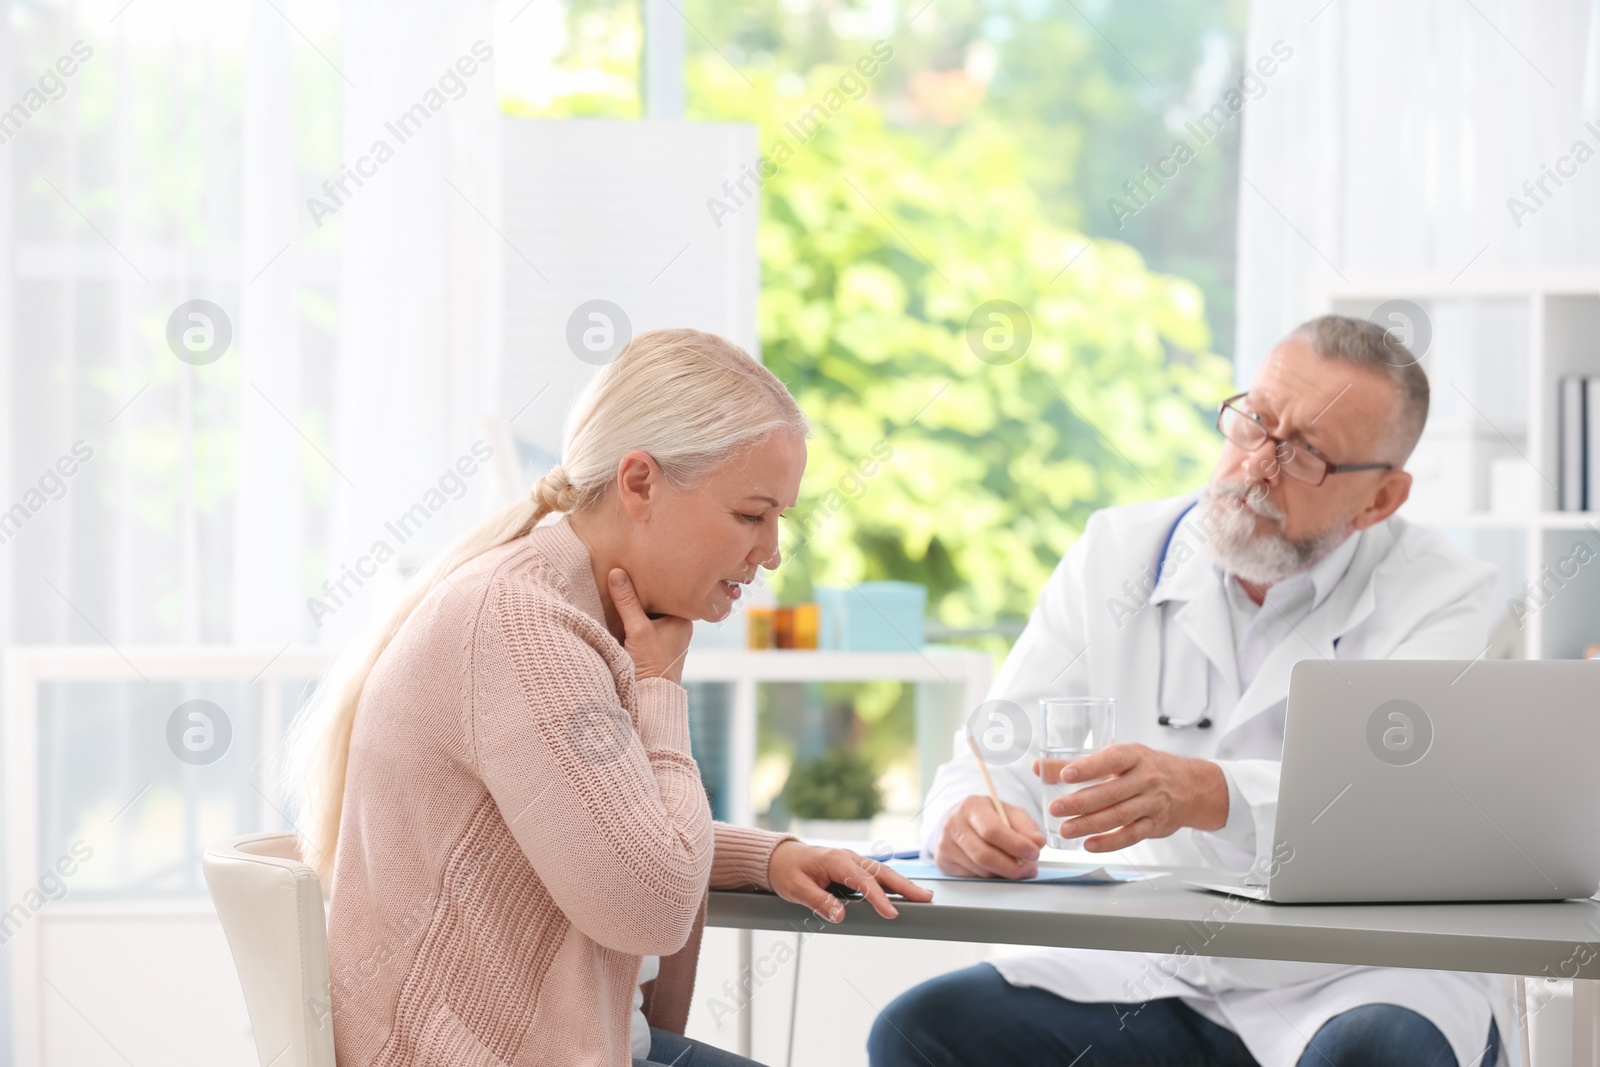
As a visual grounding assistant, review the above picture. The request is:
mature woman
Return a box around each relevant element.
[289,328,929,1067]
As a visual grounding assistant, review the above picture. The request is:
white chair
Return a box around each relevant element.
[203,831,337,1067]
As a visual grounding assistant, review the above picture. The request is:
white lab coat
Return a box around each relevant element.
[921,492,1519,1067]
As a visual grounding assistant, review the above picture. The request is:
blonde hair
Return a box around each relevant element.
[286,328,806,884]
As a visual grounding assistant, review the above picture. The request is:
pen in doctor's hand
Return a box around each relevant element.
[966,732,1009,821]
[929,736,1046,880]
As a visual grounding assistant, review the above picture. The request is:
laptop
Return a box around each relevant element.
[1187,659,1600,904]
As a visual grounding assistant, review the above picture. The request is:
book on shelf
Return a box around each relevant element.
[1559,375,1588,511]
[1589,379,1600,514]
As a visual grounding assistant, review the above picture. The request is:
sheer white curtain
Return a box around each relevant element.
[2,0,501,1055]
[232,0,312,643]
[4,0,334,648]
[0,0,502,647]
[1235,0,1600,377]
[318,0,504,647]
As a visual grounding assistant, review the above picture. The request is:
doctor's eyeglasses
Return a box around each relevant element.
[1216,394,1395,487]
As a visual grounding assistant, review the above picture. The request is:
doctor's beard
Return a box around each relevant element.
[1201,481,1352,586]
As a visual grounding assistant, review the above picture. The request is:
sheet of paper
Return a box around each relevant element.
[888,859,1163,885]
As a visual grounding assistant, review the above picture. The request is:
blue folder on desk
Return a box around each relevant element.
[888,859,1160,885]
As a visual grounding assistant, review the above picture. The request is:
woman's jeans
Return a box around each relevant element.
[636,1026,769,1067]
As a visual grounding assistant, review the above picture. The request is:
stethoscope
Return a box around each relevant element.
[1153,502,1213,730]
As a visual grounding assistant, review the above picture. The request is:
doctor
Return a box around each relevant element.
[868,315,1508,1067]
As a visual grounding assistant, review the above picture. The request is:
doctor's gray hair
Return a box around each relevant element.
[1291,314,1429,463]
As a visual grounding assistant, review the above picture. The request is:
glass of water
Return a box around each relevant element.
[1040,697,1117,850]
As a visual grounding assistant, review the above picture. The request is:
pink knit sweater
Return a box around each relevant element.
[326,514,793,1066]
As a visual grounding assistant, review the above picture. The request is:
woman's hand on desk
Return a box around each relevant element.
[608,568,693,685]
[932,796,1047,880]
[1041,743,1228,853]
[768,841,934,924]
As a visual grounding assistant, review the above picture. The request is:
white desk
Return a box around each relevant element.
[709,867,1600,1065]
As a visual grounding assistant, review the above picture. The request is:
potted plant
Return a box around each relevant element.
[781,749,884,841]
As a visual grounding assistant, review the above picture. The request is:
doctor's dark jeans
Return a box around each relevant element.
[865,963,1500,1067]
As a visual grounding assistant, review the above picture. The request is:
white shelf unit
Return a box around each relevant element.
[1317,271,1600,659]
[682,647,993,827]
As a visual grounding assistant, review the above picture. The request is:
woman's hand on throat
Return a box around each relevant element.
[607,568,693,685]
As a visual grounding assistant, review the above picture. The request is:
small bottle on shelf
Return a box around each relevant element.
[792,603,820,649]
[773,606,796,649]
